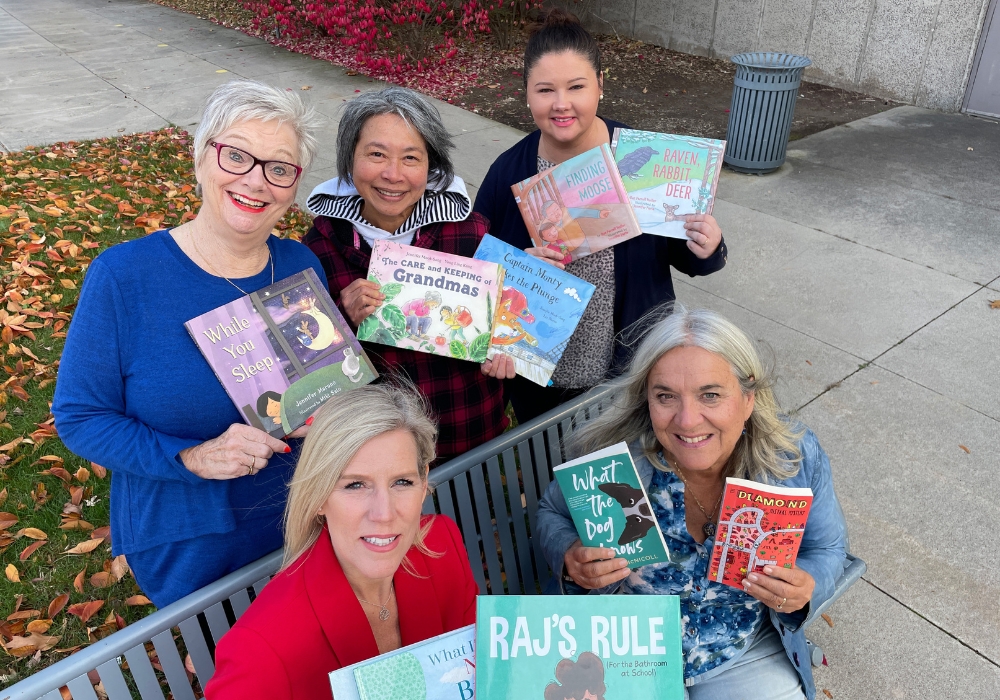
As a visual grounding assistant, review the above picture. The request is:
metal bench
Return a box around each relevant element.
[2,384,866,699]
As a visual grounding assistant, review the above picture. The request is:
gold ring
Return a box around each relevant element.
[247,455,256,476]
[777,596,786,610]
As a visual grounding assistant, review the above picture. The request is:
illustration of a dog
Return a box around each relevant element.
[598,482,656,545]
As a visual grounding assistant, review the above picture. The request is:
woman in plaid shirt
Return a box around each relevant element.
[304,87,515,462]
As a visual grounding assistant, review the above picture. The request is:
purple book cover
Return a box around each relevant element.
[185,268,378,437]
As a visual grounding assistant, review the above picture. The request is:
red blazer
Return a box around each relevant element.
[205,515,478,699]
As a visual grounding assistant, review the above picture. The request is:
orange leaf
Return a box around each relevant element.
[91,526,110,540]
[64,537,103,554]
[73,568,86,594]
[74,467,90,483]
[48,593,70,619]
[19,527,48,540]
[19,540,45,561]
[66,600,104,624]
[26,619,53,634]
[110,555,129,582]
[3,632,61,656]
[91,463,107,479]
[959,444,971,454]
[125,595,153,607]
[6,610,40,621]
[90,572,114,589]
[5,563,20,582]
[0,512,18,529]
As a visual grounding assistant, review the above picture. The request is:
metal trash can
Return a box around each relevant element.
[724,52,811,174]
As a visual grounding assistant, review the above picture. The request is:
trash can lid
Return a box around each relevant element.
[730,52,811,70]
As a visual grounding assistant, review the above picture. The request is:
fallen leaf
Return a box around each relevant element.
[959,444,971,454]
[125,595,152,606]
[64,537,103,554]
[3,632,61,656]
[67,600,104,624]
[48,593,70,619]
[821,613,834,628]
[91,463,107,479]
[110,554,129,582]
[300,85,312,90]
[26,619,53,634]
[19,527,48,540]
[75,467,90,483]
[822,690,833,699]
[73,568,86,594]
[990,299,1000,309]
[90,572,114,588]
[91,526,110,540]
[6,610,40,621]
[5,563,21,582]
[19,540,45,561]
[0,512,18,529]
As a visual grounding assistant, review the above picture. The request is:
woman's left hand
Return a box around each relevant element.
[742,565,815,614]
[683,213,722,259]
[481,353,517,379]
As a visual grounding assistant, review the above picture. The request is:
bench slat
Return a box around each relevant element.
[502,446,536,594]
[203,602,231,646]
[151,629,196,700]
[469,463,504,595]
[452,474,487,594]
[96,658,132,700]
[436,479,457,522]
[177,616,215,687]
[123,643,164,699]
[252,575,270,598]
[485,454,519,595]
[65,675,99,700]
[527,434,553,591]
[229,588,252,620]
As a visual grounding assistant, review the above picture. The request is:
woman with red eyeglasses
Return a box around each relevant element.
[53,80,326,606]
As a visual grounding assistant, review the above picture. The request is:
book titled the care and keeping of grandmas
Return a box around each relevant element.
[476,596,684,700]
[184,268,377,438]
[553,442,670,567]
[473,234,595,387]
[329,624,475,700]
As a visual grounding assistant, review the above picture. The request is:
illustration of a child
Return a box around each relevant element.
[401,290,442,339]
[537,200,610,264]
[543,651,606,700]
[440,305,473,341]
[255,390,283,433]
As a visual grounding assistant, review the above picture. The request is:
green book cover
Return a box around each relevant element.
[552,442,670,567]
[476,595,684,700]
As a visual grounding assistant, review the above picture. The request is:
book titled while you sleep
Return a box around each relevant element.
[184,268,378,438]
[473,234,595,387]
[511,144,642,263]
[477,596,684,700]
[553,442,670,568]
[610,128,726,239]
[329,625,475,700]
[708,478,814,590]
[363,240,505,363]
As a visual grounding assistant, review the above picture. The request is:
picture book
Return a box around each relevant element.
[708,478,814,590]
[610,128,726,239]
[363,240,505,363]
[476,596,683,700]
[472,234,596,387]
[329,624,476,700]
[185,268,377,438]
[553,442,670,568]
[511,144,642,263]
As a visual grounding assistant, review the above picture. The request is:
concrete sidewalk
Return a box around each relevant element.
[3,0,999,697]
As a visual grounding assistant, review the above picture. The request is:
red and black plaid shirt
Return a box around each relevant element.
[303,213,508,463]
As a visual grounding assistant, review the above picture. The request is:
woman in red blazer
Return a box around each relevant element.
[205,384,479,699]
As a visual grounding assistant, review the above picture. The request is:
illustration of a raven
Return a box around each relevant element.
[598,482,656,545]
[617,146,659,180]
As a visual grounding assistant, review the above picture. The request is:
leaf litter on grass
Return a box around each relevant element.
[0,127,312,684]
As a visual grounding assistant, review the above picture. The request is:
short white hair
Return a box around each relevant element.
[193,79,323,170]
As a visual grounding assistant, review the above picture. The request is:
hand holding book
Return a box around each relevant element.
[740,564,816,614]
[562,540,631,589]
[681,213,723,259]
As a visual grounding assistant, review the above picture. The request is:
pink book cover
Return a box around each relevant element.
[363,240,504,363]
[185,268,378,437]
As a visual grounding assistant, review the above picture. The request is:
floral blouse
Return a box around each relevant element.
[621,467,764,684]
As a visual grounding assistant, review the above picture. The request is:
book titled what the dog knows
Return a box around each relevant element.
[185,268,378,438]
[553,442,670,567]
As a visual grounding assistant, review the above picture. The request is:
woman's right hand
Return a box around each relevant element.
[524,246,566,270]
[563,540,630,589]
[340,279,384,326]
[180,424,291,480]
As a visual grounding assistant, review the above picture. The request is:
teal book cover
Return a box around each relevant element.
[473,234,596,387]
[553,442,670,567]
[330,624,475,700]
[610,128,726,239]
[476,596,684,700]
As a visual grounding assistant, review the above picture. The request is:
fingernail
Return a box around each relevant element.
[747,573,758,582]
[763,566,773,575]
[305,416,314,426]
[742,579,752,589]
[284,445,292,453]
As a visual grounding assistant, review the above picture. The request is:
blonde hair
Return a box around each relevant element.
[281,382,438,571]
[574,306,803,482]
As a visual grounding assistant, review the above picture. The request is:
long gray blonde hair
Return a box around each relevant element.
[281,382,438,571]
[574,307,803,482]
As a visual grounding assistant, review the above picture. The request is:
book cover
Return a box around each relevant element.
[708,478,814,590]
[511,144,642,263]
[185,268,378,438]
[552,442,670,568]
[476,596,683,700]
[362,240,504,364]
[472,234,596,387]
[330,624,476,700]
[610,128,726,239]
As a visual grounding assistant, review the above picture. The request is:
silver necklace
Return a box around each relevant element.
[666,455,724,539]
[190,230,274,295]
[357,583,394,621]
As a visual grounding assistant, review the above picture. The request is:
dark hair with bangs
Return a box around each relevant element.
[523,8,602,88]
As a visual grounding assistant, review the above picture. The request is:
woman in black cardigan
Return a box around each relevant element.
[473,9,728,422]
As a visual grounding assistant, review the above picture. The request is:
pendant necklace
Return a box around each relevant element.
[189,228,273,295]
[669,458,724,539]
[358,583,395,621]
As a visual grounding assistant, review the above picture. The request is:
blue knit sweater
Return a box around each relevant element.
[52,230,326,556]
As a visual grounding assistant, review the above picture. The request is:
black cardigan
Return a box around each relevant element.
[473,118,728,352]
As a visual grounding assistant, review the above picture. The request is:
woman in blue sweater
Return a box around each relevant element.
[473,9,728,422]
[53,80,325,606]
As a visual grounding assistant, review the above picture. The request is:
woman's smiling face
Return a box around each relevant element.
[526,50,603,148]
[646,345,755,475]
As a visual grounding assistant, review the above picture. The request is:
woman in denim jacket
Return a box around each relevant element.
[536,308,847,700]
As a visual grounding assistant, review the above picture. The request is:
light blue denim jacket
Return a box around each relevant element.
[536,426,847,700]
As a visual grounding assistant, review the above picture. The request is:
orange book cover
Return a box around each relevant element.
[708,477,813,590]
[510,143,642,263]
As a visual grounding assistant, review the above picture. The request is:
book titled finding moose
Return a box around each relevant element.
[553,443,670,568]
[185,268,377,438]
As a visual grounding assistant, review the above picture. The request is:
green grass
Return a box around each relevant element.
[0,128,312,683]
